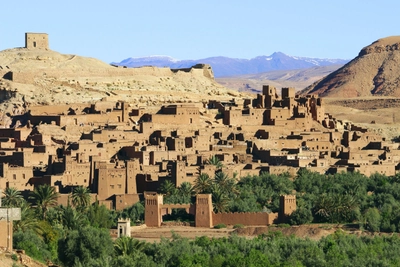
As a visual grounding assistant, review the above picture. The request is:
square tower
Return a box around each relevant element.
[25,33,49,49]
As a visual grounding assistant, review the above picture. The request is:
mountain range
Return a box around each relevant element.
[112,52,349,77]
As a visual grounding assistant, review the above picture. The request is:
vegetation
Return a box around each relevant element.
[10,169,400,265]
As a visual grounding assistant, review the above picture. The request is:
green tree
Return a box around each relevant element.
[71,186,91,211]
[29,184,59,220]
[114,236,146,257]
[13,201,42,234]
[178,182,194,203]
[2,187,24,207]
[364,208,381,232]
[206,155,223,169]
[193,173,212,194]
[86,202,116,229]
[58,226,114,267]
[160,180,177,197]
[61,205,86,230]
[211,184,229,213]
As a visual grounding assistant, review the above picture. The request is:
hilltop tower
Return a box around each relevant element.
[25,33,49,49]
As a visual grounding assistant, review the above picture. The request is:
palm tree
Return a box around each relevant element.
[13,201,42,234]
[206,155,223,169]
[160,180,177,197]
[71,186,91,211]
[178,182,194,203]
[114,236,146,257]
[193,173,212,194]
[61,205,85,230]
[214,172,238,197]
[2,187,24,207]
[29,184,59,220]
[210,184,229,213]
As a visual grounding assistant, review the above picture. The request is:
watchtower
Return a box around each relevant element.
[195,194,213,227]
[279,195,296,222]
[25,33,49,49]
[144,193,163,227]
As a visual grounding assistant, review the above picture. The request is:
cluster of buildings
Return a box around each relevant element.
[0,85,398,210]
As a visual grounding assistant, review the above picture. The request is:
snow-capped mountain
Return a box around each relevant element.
[112,52,349,77]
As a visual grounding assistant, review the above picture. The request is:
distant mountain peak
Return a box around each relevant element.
[112,53,349,77]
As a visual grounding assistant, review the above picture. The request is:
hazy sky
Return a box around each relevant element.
[2,0,398,63]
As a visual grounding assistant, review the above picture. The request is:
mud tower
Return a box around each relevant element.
[195,194,213,227]
[144,193,163,227]
[25,32,49,49]
[279,195,296,223]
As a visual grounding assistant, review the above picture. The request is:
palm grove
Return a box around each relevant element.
[4,155,400,265]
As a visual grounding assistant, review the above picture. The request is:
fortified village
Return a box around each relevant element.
[0,34,400,242]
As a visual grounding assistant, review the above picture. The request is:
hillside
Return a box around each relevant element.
[0,48,247,120]
[301,36,400,97]
[216,65,343,93]
[113,53,348,77]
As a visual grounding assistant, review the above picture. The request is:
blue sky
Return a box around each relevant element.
[2,0,398,63]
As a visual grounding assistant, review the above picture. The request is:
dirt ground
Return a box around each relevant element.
[324,97,400,141]
[130,224,360,242]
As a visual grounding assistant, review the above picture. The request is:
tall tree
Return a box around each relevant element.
[29,184,59,220]
[13,201,42,234]
[206,155,223,169]
[2,187,24,207]
[114,236,146,257]
[71,186,91,211]
[193,173,212,194]
[159,180,177,197]
[61,205,86,230]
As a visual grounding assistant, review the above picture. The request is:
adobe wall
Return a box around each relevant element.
[10,65,212,84]
[212,212,278,226]
[115,194,140,211]
[25,33,49,49]
[0,220,12,250]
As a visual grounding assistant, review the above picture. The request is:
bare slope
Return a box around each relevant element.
[301,36,400,97]
[0,48,247,117]
[217,65,343,93]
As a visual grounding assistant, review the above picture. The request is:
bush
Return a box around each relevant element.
[233,224,244,229]
[276,223,291,228]
[11,254,18,261]
[214,223,227,229]
[289,207,313,225]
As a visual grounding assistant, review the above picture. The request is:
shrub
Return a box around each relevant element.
[233,224,244,229]
[276,223,290,228]
[214,223,227,229]
[11,254,18,261]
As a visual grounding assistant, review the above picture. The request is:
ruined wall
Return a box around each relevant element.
[212,212,278,226]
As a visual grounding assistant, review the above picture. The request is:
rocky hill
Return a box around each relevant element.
[301,36,400,97]
[113,53,348,77]
[0,48,247,120]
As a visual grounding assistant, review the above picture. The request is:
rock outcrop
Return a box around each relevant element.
[301,36,400,97]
